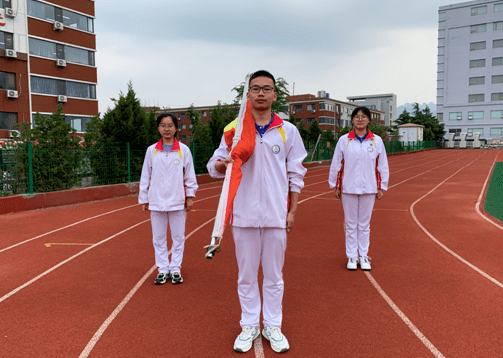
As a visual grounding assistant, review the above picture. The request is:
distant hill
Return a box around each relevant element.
[396,102,436,119]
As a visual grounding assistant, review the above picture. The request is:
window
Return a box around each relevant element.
[470,41,486,51]
[292,104,303,112]
[200,111,206,117]
[469,76,485,85]
[468,111,484,120]
[470,24,487,33]
[1,0,12,9]
[495,3,503,12]
[295,118,302,125]
[467,128,484,137]
[188,124,193,129]
[29,37,96,66]
[471,6,487,15]
[491,92,503,101]
[179,113,185,118]
[492,75,503,84]
[30,76,96,99]
[449,129,461,136]
[179,135,187,141]
[490,128,503,136]
[64,115,91,132]
[0,71,15,90]
[491,110,503,118]
[469,94,484,102]
[495,22,503,31]
[306,104,315,111]
[319,103,326,110]
[306,118,316,125]
[449,112,462,120]
[319,116,335,125]
[27,0,94,33]
[0,31,14,50]
[179,124,186,129]
[0,112,17,130]
[438,113,443,121]
[493,57,503,66]
[494,39,503,48]
[470,59,486,68]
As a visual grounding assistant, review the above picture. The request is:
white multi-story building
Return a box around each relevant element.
[347,93,397,126]
[438,0,503,140]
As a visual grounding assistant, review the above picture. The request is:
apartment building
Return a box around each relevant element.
[289,90,384,134]
[347,93,397,126]
[0,0,97,139]
[438,0,503,139]
[158,91,384,144]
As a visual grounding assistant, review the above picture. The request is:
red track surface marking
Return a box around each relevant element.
[364,272,445,358]
[0,219,150,304]
[410,153,503,288]
[0,203,140,253]
[79,217,216,358]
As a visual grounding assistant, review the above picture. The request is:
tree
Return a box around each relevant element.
[297,120,309,143]
[83,82,156,184]
[322,128,336,146]
[232,77,290,115]
[13,104,82,192]
[307,120,322,143]
[187,104,202,129]
[393,103,445,141]
[288,114,296,125]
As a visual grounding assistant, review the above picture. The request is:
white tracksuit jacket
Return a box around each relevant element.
[328,130,389,194]
[139,138,198,211]
[207,116,307,228]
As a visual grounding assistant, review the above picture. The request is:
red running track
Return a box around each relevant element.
[0,149,502,358]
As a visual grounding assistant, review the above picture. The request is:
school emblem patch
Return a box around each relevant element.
[367,147,374,153]
[271,145,280,154]
[174,159,181,165]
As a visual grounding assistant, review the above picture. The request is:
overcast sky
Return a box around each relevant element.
[94,0,454,114]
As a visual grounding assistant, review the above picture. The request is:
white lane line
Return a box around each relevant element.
[0,203,141,253]
[0,219,151,304]
[410,153,503,289]
[475,152,503,230]
[0,194,221,254]
[79,217,216,358]
[254,335,265,358]
[364,272,446,358]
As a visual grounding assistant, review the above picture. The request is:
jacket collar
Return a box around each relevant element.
[155,138,180,151]
[348,130,375,140]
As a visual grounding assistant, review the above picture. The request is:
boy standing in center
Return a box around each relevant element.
[207,70,307,353]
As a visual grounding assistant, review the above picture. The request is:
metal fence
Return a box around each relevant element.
[0,140,437,197]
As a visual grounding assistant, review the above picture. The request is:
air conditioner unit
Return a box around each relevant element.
[5,8,16,18]
[56,59,67,67]
[292,111,295,114]
[468,115,473,120]
[5,49,17,58]
[6,90,18,99]
[311,110,316,113]
[53,21,64,31]
[57,95,68,103]
[9,130,20,138]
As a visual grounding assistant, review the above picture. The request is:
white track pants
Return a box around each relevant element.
[232,227,287,328]
[341,193,375,259]
[150,210,187,274]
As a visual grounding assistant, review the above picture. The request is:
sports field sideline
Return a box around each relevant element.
[1,149,502,358]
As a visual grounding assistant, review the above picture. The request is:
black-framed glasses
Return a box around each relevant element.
[249,85,275,94]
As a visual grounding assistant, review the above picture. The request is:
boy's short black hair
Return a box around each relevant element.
[249,70,276,87]
[157,113,178,137]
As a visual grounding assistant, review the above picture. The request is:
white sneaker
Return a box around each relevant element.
[233,326,260,353]
[262,326,289,353]
[359,256,371,271]
[347,258,357,270]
